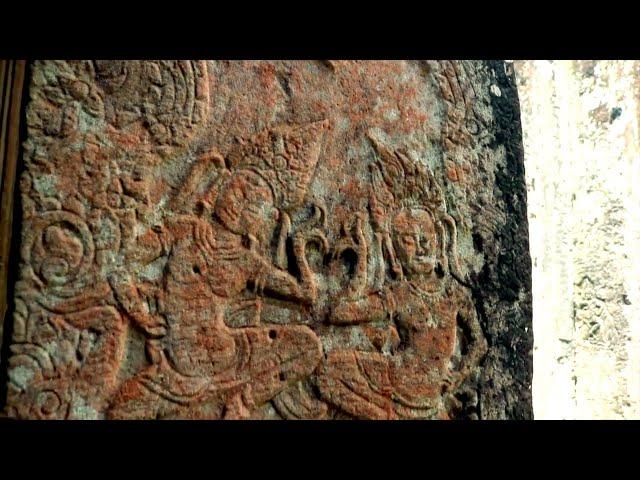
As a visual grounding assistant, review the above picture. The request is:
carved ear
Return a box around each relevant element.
[275,211,291,270]
[435,222,449,277]
[442,215,464,281]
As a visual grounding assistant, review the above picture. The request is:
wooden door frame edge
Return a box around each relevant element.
[0,60,27,370]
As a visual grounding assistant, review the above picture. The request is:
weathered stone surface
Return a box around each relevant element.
[515,60,640,419]
[1,60,531,419]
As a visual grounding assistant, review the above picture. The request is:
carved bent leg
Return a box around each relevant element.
[317,350,397,420]
[109,366,243,420]
[109,323,322,419]
[228,324,323,408]
[108,352,215,419]
[182,324,324,419]
[107,369,169,419]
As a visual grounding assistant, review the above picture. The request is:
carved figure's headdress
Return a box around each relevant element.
[368,132,446,225]
[367,132,462,280]
[226,120,329,211]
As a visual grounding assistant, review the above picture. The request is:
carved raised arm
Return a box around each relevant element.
[332,211,369,300]
[442,290,488,393]
[108,272,167,338]
[249,249,320,307]
[292,227,329,304]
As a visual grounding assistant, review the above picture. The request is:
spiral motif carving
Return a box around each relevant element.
[24,210,95,291]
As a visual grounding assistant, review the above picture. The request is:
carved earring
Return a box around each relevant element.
[436,222,449,275]
[276,211,291,269]
[442,215,463,280]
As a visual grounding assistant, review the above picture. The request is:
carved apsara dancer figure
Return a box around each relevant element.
[107,121,329,419]
[317,135,487,419]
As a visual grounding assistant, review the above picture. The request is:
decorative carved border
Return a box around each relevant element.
[0,60,27,362]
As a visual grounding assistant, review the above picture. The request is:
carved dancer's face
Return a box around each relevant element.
[214,170,279,247]
[393,208,439,278]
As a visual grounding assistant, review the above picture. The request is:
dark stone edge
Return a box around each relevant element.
[474,60,533,419]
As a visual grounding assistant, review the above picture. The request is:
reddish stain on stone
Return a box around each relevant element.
[4,60,492,420]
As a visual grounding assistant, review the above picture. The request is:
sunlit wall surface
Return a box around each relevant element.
[514,60,640,419]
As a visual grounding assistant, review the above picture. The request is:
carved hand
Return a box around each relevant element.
[293,228,329,266]
[293,228,329,303]
[275,211,292,269]
[332,211,369,299]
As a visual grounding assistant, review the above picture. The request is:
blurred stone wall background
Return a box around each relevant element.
[514,60,640,419]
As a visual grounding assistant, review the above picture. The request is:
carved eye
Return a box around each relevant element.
[419,237,432,251]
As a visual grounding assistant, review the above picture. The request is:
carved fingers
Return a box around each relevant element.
[293,228,330,258]
[312,201,328,229]
[275,211,291,269]
[289,228,328,305]
[333,211,366,256]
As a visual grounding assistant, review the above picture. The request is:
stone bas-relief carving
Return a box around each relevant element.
[1,60,532,419]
